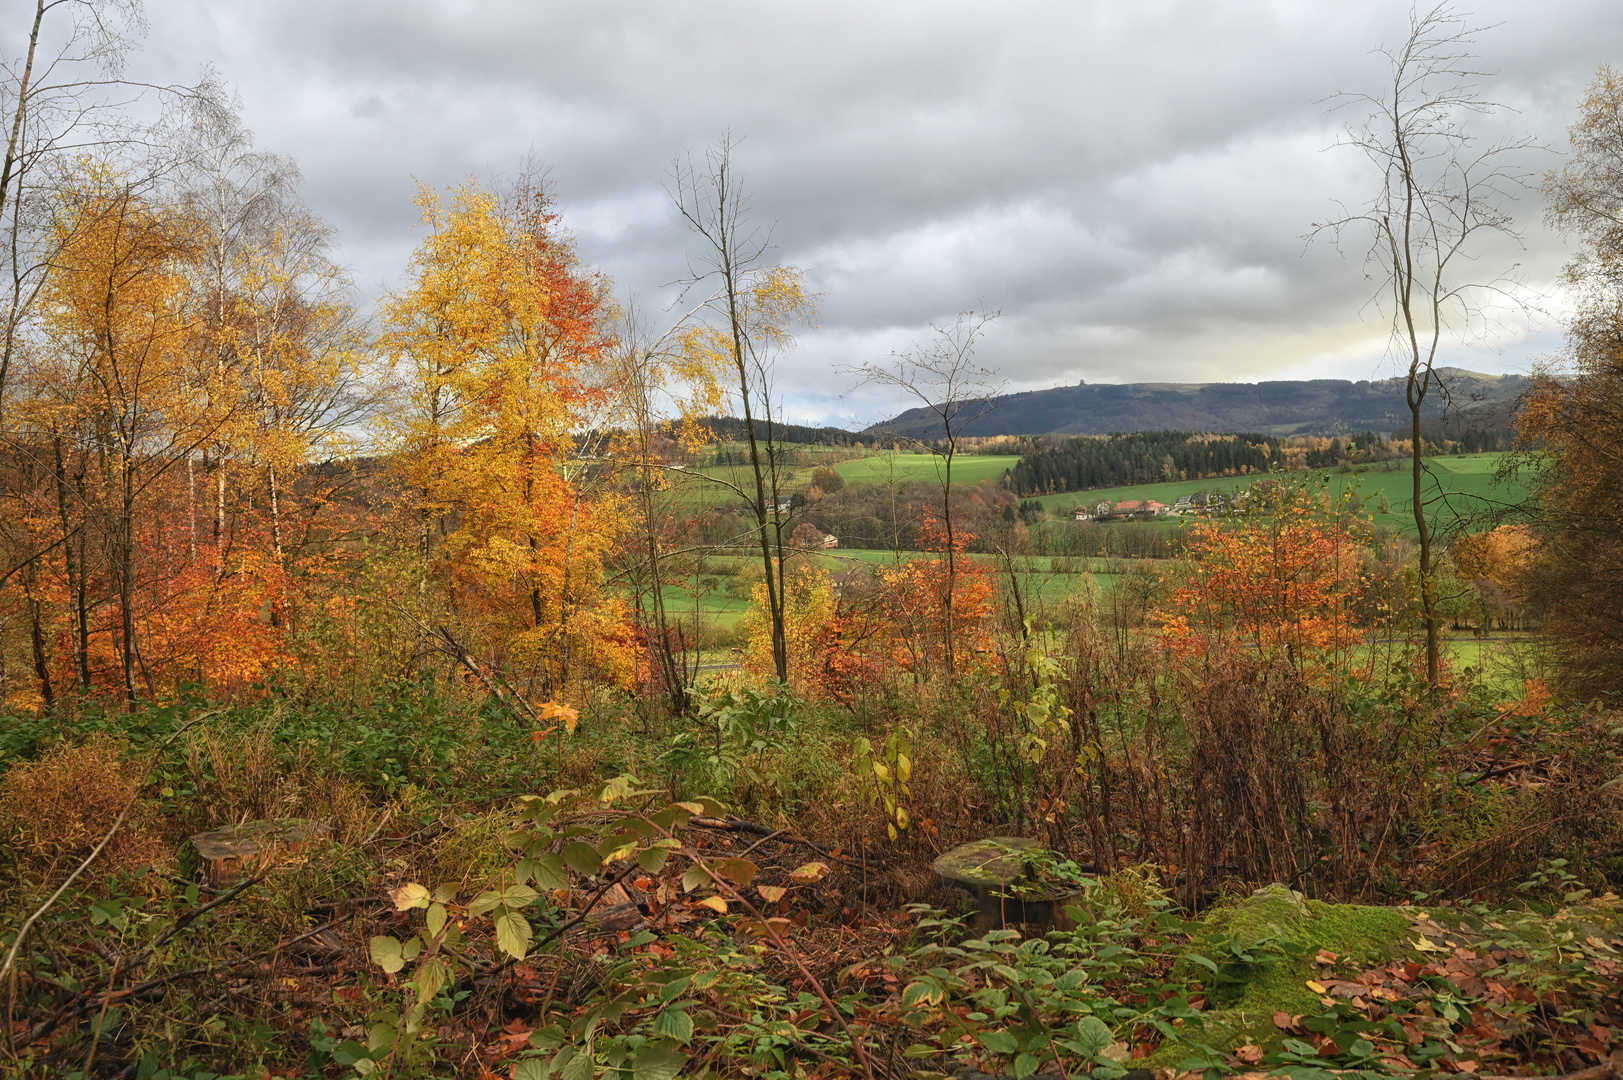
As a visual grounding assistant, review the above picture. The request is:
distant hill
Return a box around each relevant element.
[871,368,1527,439]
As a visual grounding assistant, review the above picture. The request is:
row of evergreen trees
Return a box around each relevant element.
[1007,431,1281,495]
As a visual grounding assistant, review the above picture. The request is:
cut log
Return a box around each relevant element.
[931,837,1084,930]
[186,819,330,886]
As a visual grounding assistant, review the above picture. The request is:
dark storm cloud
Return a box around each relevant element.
[122,0,1623,422]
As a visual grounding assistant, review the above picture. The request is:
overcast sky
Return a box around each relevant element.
[107,0,1623,425]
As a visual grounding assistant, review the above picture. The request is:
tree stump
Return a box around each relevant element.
[931,837,1084,931]
[186,819,330,886]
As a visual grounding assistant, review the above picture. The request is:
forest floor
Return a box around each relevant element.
[2,684,1620,1080]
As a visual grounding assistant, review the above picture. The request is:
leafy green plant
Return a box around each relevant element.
[1000,631,1073,765]
[896,924,1217,1079]
[852,724,913,840]
[657,681,800,792]
[1184,930,1308,998]
[1516,857,1592,905]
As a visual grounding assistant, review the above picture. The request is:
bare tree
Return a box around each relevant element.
[1312,3,1535,689]
[0,0,216,417]
[850,309,1003,675]
[668,136,814,684]
[608,297,703,713]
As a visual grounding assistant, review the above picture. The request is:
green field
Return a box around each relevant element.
[1033,452,1529,534]
[829,453,1022,488]
[658,451,1532,623]
[674,450,1529,536]
[669,451,1020,511]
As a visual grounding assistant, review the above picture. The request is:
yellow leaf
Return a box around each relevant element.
[757,885,788,903]
[695,895,728,914]
[789,862,829,883]
[538,700,579,734]
[391,883,431,911]
[1305,980,1328,994]
[1413,936,1448,953]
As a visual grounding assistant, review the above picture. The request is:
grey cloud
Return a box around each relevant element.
[112,0,1623,422]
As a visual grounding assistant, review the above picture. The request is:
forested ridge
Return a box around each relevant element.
[878,368,1529,439]
[1007,430,1282,494]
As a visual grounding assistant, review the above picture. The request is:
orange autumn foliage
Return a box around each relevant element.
[1159,499,1371,667]
[858,514,999,681]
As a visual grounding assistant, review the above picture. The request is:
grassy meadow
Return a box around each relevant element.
[1034,451,1529,534]
[659,450,1533,644]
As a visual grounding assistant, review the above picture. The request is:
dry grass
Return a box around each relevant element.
[0,734,171,878]
[183,721,376,846]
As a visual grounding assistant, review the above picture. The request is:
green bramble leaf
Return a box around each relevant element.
[902,979,944,1007]
[562,842,602,876]
[979,1031,1020,1055]
[631,1044,688,1080]
[369,936,405,974]
[557,1046,593,1080]
[514,1060,550,1080]
[652,1006,693,1044]
[425,903,447,939]
[495,911,533,960]
[414,957,449,1004]
[527,852,569,891]
[468,890,504,917]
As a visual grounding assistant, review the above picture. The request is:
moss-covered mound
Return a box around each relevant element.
[1161,884,1418,1058]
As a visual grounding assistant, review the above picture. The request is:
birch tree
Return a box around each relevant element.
[1312,3,1534,688]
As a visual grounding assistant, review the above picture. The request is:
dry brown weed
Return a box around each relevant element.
[0,735,170,878]
[182,721,375,845]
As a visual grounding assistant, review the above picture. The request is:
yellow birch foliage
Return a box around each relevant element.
[382,180,631,694]
[741,565,834,692]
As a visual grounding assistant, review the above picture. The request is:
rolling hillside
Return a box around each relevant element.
[875,367,1526,438]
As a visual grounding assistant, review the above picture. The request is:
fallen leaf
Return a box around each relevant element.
[694,895,727,914]
[1235,1045,1265,1064]
[1315,949,1340,965]
[1306,980,1329,994]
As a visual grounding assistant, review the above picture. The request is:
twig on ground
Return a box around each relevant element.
[2,709,224,1058]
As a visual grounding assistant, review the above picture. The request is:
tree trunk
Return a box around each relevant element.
[724,273,788,683]
[119,446,137,702]
[1410,382,1440,687]
[25,563,51,707]
[187,451,197,559]
[51,430,87,690]
[942,448,957,675]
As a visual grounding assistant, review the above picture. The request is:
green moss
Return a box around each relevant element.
[1154,886,1418,1063]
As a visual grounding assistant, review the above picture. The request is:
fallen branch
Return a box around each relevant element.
[2,710,222,1058]
[690,817,859,866]
[18,906,380,1052]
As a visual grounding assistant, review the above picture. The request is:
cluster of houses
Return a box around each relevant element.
[1071,491,1247,522]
